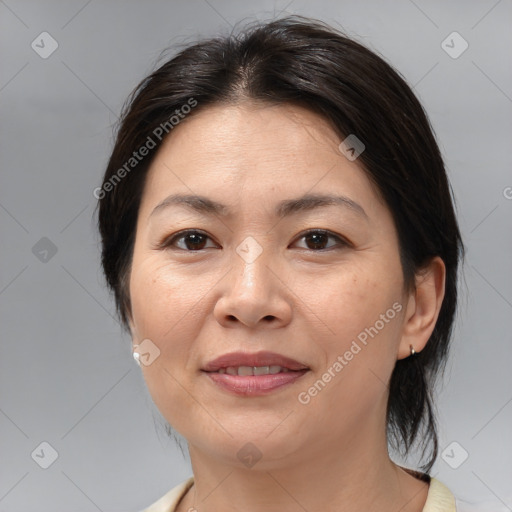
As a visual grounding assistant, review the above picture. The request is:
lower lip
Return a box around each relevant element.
[203,370,308,396]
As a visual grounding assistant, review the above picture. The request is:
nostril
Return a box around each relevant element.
[224,314,276,323]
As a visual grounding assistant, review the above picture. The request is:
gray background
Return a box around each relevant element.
[1,0,511,510]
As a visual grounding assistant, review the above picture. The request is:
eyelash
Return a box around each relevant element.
[157,229,350,252]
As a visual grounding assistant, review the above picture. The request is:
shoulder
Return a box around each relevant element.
[137,475,506,512]
[423,477,457,512]
[139,476,194,512]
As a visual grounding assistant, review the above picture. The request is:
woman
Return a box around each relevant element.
[96,15,467,512]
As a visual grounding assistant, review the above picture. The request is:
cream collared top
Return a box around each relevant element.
[141,475,458,512]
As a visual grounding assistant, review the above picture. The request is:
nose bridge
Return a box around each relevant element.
[214,233,291,328]
[232,235,272,297]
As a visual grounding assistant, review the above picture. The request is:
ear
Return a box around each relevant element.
[397,256,446,360]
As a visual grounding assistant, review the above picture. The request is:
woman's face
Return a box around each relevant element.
[128,102,413,468]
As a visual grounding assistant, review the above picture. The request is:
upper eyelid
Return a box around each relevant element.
[161,229,216,247]
[296,230,351,248]
[161,229,349,249]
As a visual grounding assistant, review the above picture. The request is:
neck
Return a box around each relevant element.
[178,426,429,512]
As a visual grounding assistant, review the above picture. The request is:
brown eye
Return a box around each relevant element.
[293,230,348,251]
[162,230,218,251]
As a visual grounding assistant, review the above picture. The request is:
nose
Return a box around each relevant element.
[213,242,293,329]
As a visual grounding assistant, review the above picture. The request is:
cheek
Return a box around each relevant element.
[129,257,205,340]
[302,266,400,348]
[129,259,205,432]
[128,257,208,406]
[294,272,404,436]
[297,260,404,411]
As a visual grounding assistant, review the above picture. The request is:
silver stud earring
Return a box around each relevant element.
[133,345,141,366]
[410,344,416,357]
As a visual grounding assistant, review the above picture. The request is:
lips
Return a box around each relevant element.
[202,351,309,396]
[202,350,309,373]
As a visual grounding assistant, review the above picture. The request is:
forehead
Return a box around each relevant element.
[151,101,342,172]
[139,101,385,219]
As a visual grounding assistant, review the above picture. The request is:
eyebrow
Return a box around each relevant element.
[149,192,369,221]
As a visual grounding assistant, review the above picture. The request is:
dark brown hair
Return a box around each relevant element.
[96,15,464,473]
